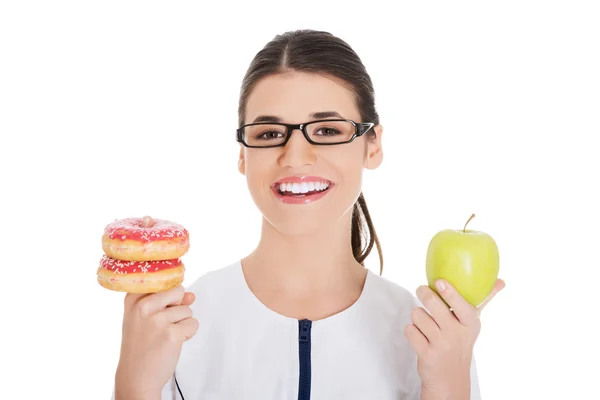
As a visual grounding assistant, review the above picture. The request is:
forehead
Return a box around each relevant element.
[245,71,360,124]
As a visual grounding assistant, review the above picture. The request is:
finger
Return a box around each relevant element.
[410,306,441,343]
[404,324,428,354]
[166,291,195,308]
[174,317,200,341]
[124,292,151,311]
[161,305,193,323]
[180,292,195,307]
[416,285,455,330]
[138,285,185,316]
[478,278,505,313]
[435,279,479,326]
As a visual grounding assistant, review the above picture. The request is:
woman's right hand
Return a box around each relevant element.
[114,285,199,400]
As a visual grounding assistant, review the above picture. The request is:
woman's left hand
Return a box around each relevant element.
[404,278,505,399]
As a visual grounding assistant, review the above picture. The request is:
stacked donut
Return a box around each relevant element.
[97,216,190,293]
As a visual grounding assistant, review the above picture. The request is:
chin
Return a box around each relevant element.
[259,202,357,239]
[248,183,360,237]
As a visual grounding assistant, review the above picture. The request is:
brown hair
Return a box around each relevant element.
[237,29,383,275]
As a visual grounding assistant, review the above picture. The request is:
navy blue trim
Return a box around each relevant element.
[298,319,312,400]
[174,372,185,399]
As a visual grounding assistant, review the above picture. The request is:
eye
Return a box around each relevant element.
[257,130,284,140]
[315,127,342,136]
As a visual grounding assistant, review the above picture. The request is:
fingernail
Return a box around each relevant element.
[436,280,446,292]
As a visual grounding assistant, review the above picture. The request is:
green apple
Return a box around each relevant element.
[426,214,499,307]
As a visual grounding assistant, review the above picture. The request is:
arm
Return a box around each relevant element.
[418,355,480,400]
[111,376,175,400]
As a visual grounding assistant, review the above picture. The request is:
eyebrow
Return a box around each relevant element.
[252,111,344,124]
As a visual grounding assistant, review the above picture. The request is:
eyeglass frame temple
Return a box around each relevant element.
[235,119,375,148]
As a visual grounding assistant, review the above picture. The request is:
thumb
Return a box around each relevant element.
[181,292,195,306]
[477,278,506,313]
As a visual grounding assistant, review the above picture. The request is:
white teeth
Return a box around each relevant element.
[278,181,330,194]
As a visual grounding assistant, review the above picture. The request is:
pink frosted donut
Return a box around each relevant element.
[96,255,185,293]
[101,216,190,262]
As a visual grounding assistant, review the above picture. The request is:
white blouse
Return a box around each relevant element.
[117,260,481,399]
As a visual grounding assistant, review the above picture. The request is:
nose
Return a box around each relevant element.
[279,128,317,168]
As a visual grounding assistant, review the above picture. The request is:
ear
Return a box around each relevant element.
[364,124,383,170]
[238,145,246,175]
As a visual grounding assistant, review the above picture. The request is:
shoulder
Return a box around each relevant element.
[184,259,244,300]
[363,269,420,322]
[367,270,419,306]
[368,271,417,303]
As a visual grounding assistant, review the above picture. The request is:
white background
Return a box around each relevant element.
[1,1,598,399]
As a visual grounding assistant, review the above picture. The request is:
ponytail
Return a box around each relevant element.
[351,192,383,275]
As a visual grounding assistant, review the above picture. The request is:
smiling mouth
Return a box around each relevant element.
[274,181,332,197]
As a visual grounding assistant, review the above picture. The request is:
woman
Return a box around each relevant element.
[113,29,504,400]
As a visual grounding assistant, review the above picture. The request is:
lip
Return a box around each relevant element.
[270,175,335,205]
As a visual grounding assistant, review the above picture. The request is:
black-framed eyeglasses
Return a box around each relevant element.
[236,119,375,148]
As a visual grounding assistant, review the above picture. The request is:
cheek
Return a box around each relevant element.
[244,152,273,189]
[328,145,365,184]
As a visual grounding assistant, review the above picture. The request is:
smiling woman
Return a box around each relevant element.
[111,29,495,400]
[237,70,384,271]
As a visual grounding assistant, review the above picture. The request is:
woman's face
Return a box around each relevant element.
[239,71,383,236]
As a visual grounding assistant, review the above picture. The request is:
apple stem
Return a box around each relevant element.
[463,213,476,233]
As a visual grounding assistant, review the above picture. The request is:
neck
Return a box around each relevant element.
[243,211,365,295]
